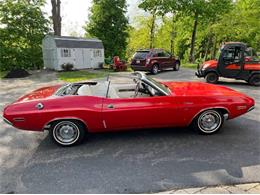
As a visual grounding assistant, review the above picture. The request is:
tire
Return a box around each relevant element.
[205,72,219,84]
[173,61,180,71]
[50,120,86,146]
[151,64,159,74]
[192,109,224,135]
[248,74,260,86]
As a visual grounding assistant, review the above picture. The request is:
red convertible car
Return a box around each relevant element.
[3,72,255,146]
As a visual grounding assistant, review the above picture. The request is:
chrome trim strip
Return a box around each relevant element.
[42,117,88,131]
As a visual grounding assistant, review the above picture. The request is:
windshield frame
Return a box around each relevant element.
[141,74,171,96]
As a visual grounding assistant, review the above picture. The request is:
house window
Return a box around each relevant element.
[61,49,71,57]
[93,50,102,57]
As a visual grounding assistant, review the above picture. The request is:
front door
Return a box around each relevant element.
[219,45,244,78]
[102,96,178,131]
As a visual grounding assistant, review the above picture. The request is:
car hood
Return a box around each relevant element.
[163,81,245,96]
[14,85,62,103]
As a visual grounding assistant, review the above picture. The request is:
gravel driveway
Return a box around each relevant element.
[0,68,259,193]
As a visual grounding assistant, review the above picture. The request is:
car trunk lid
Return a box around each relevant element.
[14,85,62,103]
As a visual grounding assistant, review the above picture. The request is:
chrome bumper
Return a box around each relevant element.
[223,113,229,120]
[247,106,255,112]
[2,117,13,126]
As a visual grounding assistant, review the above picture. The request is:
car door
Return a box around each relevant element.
[218,45,244,78]
[165,52,175,68]
[157,51,168,69]
[102,95,179,131]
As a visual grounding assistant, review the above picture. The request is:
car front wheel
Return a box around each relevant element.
[51,120,86,146]
[192,110,224,134]
[248,74,260,86]
[205,72,219,84]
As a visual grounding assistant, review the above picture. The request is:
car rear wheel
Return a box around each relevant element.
[51,120,86,146]
[173,61,180,71]
[248,74,260,86]
[192,110,224,134]
[151,64,159,74]
[205,72,219,84]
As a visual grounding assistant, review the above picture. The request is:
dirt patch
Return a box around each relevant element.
[4,69,30,78]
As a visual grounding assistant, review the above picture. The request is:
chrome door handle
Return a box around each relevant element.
[107,104,114,109]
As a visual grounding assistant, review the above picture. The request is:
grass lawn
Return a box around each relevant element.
[181,63,197,69]
[0,71,7,78]
[57,68,133,82]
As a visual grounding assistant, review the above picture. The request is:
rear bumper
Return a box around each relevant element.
[131,65,149,71]
[2,116,13,126]
[247,106,255,112]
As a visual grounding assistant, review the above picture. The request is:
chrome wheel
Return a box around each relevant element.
[174,62,180,71]
[197,110,222,133]
[53,121,80,145]
[152,64,159,74]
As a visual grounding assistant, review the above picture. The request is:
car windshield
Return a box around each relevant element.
[133,51,149,59]
[145,76,171,95]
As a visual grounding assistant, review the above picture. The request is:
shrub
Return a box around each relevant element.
[61,63,74,71]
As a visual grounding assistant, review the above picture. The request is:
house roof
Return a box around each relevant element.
[53,36,104,49]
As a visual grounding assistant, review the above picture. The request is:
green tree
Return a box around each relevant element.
[179,0,232,62]
[85,0,129,59]
[0,0,49,71]
[138,0,165,49]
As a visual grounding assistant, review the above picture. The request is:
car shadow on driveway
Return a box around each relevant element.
[18,117,260,193]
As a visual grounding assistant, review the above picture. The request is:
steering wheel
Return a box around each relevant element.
[134,81,142,97]
[142,83,154,97]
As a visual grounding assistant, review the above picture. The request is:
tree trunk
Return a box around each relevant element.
[211,36,218,59]
[51,0,61,36]
[204,36,212,61]
[149,9,156,49]
[189,12,198,63]
[170,16,175,54]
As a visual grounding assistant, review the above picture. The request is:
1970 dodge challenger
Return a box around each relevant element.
[3,72,255,146]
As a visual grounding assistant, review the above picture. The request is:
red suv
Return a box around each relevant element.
[131,49,181,74]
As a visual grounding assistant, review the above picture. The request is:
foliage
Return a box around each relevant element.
[85,0,129,59]
[61,63,74,71]
[181,63,197,69]
[127,0,259,64]
[0,71,7,79]
[0,0,49,71]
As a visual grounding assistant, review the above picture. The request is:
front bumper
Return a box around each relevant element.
[195,69,205,78]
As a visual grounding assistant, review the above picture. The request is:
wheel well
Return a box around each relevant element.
[44,118,88,131]
[249,72,260,79]
[190,108,229,125]
[205,70,219,76]
[175,60,180,65]
[153,63,159,67]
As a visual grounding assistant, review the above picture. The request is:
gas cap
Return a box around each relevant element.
[36,103,44,110]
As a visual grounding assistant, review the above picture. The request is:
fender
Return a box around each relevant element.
[204,68,219,77]
[249,71,260,77]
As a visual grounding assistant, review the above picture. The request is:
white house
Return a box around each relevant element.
[42,35,104,71]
